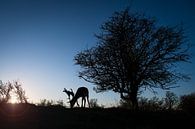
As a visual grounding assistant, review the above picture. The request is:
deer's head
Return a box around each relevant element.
[69,98,76,108]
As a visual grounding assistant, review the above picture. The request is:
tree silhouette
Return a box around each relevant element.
[164,91,178,110]
[14,81,28,103]
[0,80,28,104]
[0,81,13,103]
[74,9,190,109]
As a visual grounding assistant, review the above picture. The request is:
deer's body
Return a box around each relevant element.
[70,87,90,108]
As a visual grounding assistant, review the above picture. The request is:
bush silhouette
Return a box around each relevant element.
[179,92,195,111]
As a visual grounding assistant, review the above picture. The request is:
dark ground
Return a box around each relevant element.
[0,103,194,129]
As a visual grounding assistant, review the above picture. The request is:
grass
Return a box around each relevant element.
[0,103,194,129]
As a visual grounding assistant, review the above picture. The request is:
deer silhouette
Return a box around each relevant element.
[69,87,90,108]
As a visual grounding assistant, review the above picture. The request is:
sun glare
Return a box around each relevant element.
[10,93,18,104]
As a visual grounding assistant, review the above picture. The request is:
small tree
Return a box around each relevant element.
[75,9,190,109]
[0,81,13,103]
[89,98,100,108]
[0,80,28,104]
[13,81,28,103]
[164,91,178,110]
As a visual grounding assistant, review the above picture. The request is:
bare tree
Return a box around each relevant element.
[14,81,28,103]
[0,81,13,103]
[164,91,178,110]
[74,9,190,109]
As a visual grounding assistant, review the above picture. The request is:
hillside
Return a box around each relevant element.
[0,103,194,129]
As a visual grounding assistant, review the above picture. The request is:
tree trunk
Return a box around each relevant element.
[130,92,138,110]
[129,85,138,110]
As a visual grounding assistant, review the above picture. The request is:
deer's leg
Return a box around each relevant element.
[81,97,84,107]
[84,98,86,107]
[87,96,90,108]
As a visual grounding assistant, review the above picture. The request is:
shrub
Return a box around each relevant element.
[179,92,195,111]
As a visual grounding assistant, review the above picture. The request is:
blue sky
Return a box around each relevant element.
[0,0,194,106]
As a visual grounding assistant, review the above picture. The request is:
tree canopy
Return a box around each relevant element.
[74,9,190,109]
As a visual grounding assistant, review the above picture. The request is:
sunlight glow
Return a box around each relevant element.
[10,93,18,104]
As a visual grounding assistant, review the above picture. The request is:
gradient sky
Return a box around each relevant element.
[0,0,194,106]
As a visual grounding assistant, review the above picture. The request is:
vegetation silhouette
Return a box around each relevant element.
[75,9,191,109]
[69,87,90,108]
[0,80,28,104]
[14,81,28,103]
[0,103,194,129]
[0,80,194,129]
[120,91,180,111]
[0,81,13,103]
[89,98,102,108]
[179,92,195,111]
[164,91,179,110]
